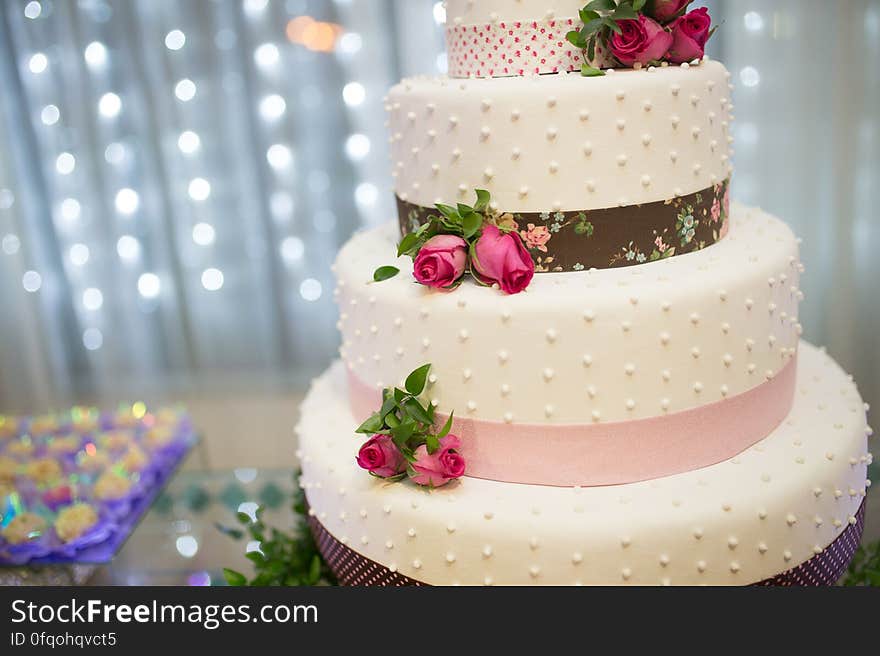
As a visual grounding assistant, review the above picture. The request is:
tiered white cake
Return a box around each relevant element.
[296,1,871,585]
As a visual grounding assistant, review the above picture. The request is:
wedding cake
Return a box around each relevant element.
[296,0,871,585]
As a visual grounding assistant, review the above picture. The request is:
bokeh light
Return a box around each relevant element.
[201,268,224,291]
[98,92,122,117]
[137,273,161,298]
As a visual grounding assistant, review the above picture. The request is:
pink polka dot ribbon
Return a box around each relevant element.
[446,18,612,78]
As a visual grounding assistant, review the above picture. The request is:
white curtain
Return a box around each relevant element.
[0,0,444,409]
[0,1,877,439]
[706,0,879,431]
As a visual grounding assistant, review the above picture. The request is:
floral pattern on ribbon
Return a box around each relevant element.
[396,179,730,273]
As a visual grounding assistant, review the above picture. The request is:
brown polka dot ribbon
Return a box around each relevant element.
[308,499,865,587]
[396,180,729,273]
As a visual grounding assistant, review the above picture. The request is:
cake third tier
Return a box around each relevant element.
[298,342,870,585]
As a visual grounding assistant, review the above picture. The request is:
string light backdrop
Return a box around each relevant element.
[0,1,876,428]
[0,0,444,409]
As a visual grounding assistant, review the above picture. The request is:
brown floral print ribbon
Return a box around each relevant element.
[307,498,865,587]
[397,179,730,273]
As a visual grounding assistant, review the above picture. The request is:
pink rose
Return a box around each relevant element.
[609,15,673,67]
[520,223,551,253]
[356,434,405,478]
[412,234,467,289]
[645,0,693,23]
[667,8,712,64]
[472,224,535,294]
[409,435,466,487]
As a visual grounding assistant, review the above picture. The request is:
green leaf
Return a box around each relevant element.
[425,433,440,454]
[439,220,464,236]
[603,17,623,34]
[397,232,421,257]
[587,34,597,62]
[473,188,490,212]
[436,411,454,439]
[612,4,638,20]
[402,397,434,426]
[405,363,432,396]
[390,420,416,447]
[379,395,398,420]
[384,412,400,428]
[246,551,266,565]
[585,0,615,12]
[462,211,483,240]
[435,203,460,221]
[237,511,253,525]
[308,555,321,584]
[566,30,586,49]
[579,8,601,23]
[393,387,408,403]
[581,17,604,37]
[372,265,399,282]
[581,64,606,77]
[223,568,247,586]
[355,412,384,434]
[632,0,647,10]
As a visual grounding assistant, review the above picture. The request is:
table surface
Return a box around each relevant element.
[90,468,297,585]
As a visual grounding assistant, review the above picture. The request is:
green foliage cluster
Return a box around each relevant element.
[355,363,454,474]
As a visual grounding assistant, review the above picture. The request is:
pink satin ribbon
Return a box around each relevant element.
[347,357,797,487]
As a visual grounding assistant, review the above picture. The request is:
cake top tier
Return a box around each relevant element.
[443,1,717,78]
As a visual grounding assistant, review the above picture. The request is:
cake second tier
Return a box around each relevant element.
[335,203,802,428]
[387,60,732,214]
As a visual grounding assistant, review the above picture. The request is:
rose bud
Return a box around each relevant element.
[667,7,712,64]
[609,15,673,67]
[356,434,406,479]
[471,224,534,294]
[412,234,468,289]
[409,434,466,487]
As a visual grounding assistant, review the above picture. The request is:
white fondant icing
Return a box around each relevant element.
[298,342,868,585]
[335,204,800,424]
[388,62,731,212]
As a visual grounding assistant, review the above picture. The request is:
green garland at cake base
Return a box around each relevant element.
[218,472,338,587]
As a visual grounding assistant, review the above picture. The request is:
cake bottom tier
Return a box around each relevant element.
[297,342,871,585]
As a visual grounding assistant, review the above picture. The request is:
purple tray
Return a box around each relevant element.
[0,434,196,566]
